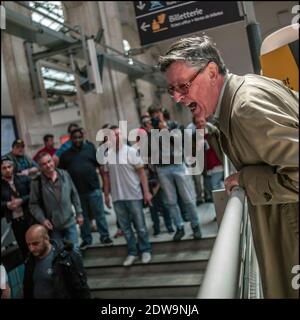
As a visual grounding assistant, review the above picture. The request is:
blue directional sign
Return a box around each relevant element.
[134,1,244,46]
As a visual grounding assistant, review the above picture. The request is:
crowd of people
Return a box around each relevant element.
[1,106,223,298]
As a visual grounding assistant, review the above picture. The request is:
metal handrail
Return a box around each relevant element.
[197,186,246,298]
[197,153,262,298]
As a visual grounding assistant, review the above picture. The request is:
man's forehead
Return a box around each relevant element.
[1,162,13,168]
[166,61,197,81]
[40,156,52,163]
[26,234,43,242]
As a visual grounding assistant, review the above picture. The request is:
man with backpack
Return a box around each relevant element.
[23,224,90,299]
[29,152,83,249]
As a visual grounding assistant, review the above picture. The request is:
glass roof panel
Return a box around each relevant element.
[30,1,64,31]
[41,67,76,94]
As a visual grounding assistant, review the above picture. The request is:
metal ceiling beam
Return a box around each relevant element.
[46,88,76,96]
[42,76,75,86]
[4,6,167,88]
[5,7,77,48]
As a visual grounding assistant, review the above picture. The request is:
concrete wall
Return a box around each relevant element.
[1,50,13,116]
[254,1,298,38]
[63,1,141,144]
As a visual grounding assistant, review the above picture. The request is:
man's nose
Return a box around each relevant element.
[173,91,185,104]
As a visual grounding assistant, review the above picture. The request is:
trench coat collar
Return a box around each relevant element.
[217,74,245,139]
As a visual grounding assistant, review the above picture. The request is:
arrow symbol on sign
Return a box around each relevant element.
[140,21,150,32]
[136,1,146,10]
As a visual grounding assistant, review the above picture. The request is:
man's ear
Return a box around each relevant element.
[207,62,218,80]
[207,62,219,86]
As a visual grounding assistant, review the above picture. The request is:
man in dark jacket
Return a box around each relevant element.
[23,224,91,299]
[1,156,33,259]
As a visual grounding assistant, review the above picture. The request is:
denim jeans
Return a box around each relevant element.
[204,171,224,200]
[51,223,79,251]
[156,164,200,229]
[150,188,174,233]
[192,174,204,202]
[79,189,110,244]
[113,200,151,256]
[210,172,224,190]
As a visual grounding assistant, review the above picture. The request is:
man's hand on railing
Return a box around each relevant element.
[224,172,241,195]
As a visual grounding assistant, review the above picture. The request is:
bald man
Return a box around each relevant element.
[23,225,90,299]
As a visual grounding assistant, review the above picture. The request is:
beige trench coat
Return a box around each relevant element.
[216,74,299,299]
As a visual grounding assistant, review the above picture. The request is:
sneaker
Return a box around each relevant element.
[123,255,137,267]
[167,227,175,234]
[173,228,185,241]
[80,241,91,250]
[141,252,152,264]
[153,228,160,236]
[101,237,113,246]
[196,199,204,206]
[192,225,202,240]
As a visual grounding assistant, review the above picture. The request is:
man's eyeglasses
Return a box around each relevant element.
[72,135,83,140]
[167,65,206,97]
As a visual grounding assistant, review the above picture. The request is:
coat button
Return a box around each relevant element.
[263,192,272,202]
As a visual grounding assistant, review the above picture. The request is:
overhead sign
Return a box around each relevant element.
[134,1,244,46]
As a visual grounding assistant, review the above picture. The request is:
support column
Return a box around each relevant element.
[64,1,140,143]
[2,3,54,156]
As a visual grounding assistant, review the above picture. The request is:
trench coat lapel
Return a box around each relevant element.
[217,74,245,168]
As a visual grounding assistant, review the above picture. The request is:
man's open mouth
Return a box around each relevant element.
[188,102,197,112]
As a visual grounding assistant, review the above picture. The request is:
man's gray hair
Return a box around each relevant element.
[159,35,227,75]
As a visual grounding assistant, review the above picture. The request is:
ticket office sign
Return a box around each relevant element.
[134,1,244,46]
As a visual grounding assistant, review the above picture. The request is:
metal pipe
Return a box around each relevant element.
[242,1,262,74]
[198,186,245,298]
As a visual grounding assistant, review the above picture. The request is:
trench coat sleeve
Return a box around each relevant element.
[235,97,299,206]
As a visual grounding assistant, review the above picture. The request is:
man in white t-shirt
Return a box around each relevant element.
[101,126,153,267]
